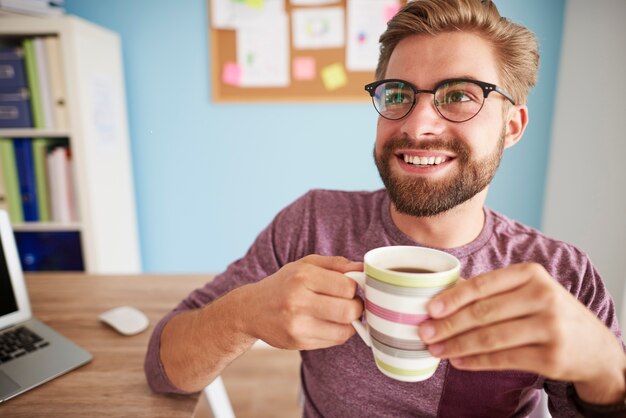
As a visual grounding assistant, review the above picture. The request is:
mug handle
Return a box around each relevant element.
[345,271,372,347]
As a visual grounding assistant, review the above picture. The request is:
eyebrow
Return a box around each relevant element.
[434,75,481,86]
[390,75,483,90]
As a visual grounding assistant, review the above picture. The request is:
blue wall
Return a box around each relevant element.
[64,0,564,273]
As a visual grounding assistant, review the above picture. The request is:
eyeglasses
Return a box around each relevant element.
[364,78,516,123]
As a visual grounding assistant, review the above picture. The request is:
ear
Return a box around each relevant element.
[503,104,528,149]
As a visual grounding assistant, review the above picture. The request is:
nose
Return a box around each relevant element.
[399,93,445,140]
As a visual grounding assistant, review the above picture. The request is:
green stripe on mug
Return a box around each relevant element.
[365,263,459,288]
[374,356,439,377]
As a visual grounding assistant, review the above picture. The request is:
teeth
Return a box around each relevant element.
[404,154,448,166]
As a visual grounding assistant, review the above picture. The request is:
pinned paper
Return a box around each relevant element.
[290,0,338,5]
[346,0,400,71]
[236,13,290,87]
[222,62,242,86]
[211,0,284,29]
[293,57,316,80]
[321,63,347,91]
[292,7,345,49]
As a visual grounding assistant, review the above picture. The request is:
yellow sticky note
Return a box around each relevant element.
[321,63,347,91]
[245,0,264,9]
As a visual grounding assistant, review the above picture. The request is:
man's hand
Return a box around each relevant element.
[417,262,626,405]
[160,254,362,393]
[239,255,364,351]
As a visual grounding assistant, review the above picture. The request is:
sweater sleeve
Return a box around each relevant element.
[143,192,314,394]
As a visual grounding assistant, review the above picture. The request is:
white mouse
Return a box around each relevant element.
[99,306,149,336]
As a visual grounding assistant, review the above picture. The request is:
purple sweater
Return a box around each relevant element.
[145,189,623,417]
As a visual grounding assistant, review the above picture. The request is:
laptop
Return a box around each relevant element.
[0,209,92,403]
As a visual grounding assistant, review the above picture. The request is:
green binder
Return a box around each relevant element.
[0,139,24,223]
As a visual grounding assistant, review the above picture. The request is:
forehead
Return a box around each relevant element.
[385,32,500,87]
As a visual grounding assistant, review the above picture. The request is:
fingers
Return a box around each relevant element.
[277,316,357,350]
[293,256,363,299]
[448,345,555,375]
[257,255,364,350]
[419,279,551,344]
[426,263,548,319]
[300,319,357,348]
[306,294,363,325]
[427,315,551,359]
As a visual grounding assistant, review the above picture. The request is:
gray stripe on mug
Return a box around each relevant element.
[369,326,426,351]
[366,275,455,297]
[371,336,432,359]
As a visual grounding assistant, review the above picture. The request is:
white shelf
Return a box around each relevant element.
[0,15,141,273]
[12,222,81,232]
[0,128,70,138]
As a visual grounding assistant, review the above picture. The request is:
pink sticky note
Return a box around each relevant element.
[384,4,401,22]
[222,62,241,86]
[293,57,316,81]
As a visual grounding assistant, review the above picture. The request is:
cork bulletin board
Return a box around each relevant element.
[208,0,406,102]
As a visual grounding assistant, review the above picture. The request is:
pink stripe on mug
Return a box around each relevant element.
[366,299,430,325]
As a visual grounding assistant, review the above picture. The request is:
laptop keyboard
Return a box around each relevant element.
[0,326,50,364]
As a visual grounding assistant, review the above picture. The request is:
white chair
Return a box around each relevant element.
[191,340,273,418]
[192,376,235,418]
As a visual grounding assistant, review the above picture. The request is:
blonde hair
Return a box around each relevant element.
[376,0,539,104]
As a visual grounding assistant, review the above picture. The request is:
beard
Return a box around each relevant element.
[374,131,505,218]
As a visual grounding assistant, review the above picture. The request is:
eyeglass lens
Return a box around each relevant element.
[372,80,486,122]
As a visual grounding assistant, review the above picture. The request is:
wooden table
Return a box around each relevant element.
[3,274,204,417]
[1,274,302,418]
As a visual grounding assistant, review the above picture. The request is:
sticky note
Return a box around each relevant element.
[293,57,316,80]
[321,63,347,91]
[384,4,401,22]
[222,62,242,86]
[245,0,264,9]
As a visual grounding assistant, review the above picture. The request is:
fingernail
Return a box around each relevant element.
[429,343,444,357]
[429,300,444,316]
[419,323,435,340]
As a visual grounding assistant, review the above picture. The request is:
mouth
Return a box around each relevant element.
[396,151,455,168]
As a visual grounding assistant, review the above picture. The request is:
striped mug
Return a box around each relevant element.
[346,246,460,382]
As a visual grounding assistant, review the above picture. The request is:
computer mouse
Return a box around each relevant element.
[99,306,149,336]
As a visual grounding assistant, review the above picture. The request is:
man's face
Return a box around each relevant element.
[374,32,513,217]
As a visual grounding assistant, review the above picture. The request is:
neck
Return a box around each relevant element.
[389,189,488,249]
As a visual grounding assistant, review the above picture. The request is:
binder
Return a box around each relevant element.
[0,88,33,128]
[0,47,27,89]
[46,145,76,222]
[14,231,84,271]
[33,138,57,221]
[13,138,39,221]
[33,37,54,129]
[0,138,24,222]
[22,38,44,128]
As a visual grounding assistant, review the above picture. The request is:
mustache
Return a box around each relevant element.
[381,137,470,159]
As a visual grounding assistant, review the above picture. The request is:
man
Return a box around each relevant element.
[145,0,626,416]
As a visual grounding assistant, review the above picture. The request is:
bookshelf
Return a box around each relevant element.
[0,15,141,273]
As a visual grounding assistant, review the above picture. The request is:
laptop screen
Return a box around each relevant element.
[0,235,19,317]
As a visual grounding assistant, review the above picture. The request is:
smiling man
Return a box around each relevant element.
[145,1,626,416]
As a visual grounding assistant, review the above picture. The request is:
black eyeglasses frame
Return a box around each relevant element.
[364,78,516,123]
